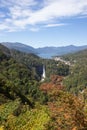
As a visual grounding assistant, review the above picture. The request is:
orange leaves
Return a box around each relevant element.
[40,75,64,93]
[40,75,87,129]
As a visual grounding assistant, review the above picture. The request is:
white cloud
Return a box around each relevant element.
[0,24,9,30]
[0,0,87,32]
[0,0,36,7]
[45,23,66,27]
[28,0,87,25]
[0,23,17,32]
[30,27,39,32]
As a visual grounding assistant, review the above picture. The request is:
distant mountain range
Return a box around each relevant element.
[1,42,36,54]
[1,42,87,58]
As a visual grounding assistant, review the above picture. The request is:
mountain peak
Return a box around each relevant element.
[1,42,36,54]
[0,42,87,59]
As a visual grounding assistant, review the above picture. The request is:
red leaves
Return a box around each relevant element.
[40,75,64,93]
[40,75,87,129]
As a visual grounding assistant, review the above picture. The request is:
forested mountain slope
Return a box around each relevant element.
[1,42,87,58]
[0,44,43,103]
[0,45,87,130]
[1,42,37,54]
[62,49,87,93]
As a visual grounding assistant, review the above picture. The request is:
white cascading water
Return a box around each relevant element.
[41,65,46,81]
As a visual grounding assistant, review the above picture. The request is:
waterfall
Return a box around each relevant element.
[41,65,46,81]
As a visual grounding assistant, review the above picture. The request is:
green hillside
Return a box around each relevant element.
[0,45,87,130]
[62,49,87,94]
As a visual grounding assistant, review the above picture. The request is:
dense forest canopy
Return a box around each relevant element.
[0,44,87,130]
[62,49,87,94]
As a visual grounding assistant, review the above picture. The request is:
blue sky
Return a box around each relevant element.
[0,0,87,48]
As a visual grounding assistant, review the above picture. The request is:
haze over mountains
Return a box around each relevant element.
[1,42,87,58]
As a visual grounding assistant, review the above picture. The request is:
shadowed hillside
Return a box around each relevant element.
[0,44,87,130]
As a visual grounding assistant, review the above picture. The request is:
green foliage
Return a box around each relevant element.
[63,49,87,94]
[0,45,47,107]
[1,44,87,130]
[1,104,49,130]
[43,59,69,80]
[11,50,43,80]
[62,49,87,63]
[0,100,20,124]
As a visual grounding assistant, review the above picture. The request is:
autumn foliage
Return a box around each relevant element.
[40,75,64,92]
[40,75,87,130]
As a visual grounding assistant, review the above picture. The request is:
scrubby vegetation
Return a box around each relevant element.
[0,44,87,130]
